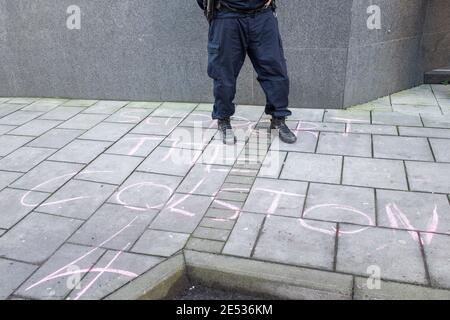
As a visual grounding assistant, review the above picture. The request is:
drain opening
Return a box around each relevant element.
[171,283,275,300]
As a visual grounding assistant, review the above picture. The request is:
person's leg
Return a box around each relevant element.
[207,17,247,120]
[246,10,291,118]
[247,10,296,143]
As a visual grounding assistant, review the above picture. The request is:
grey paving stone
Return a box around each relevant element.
[211,199,244,211]
[39,106,86,121]
[392,104,442,115]
[132,229,189,257]
[258,150,286,178]
[223,212,265,257]
[347,124,398,135]
[317,132,372,157]
[11,161,83,192]
[280,153,342,184]
[162,127,217,150]
[271,130,318,153]
[236,152,266,165]
[15,243,105,300]
[372,111,423,126]
[61,99,97,107]
[151,102,197,118]
[206,208,241,220]
[178,112,216,128]
[432,85,450,99]
[7,119,61,136]
[138,146,200,176]
[200,217,235,230]
[226,174,257,186]
[105,108,152,123]
[439,99,450,111]
[232,105,265,122]
[406,161,450,193]
[37,180,117,220]
[83,100,128,114]
[324,110,370,124]
[0,124,16,135]
[131,116,181,136]
[193,226,230,242]
[48,139,111,164]
[108,172,181,211]
[343,157,407,190]
[199,140,246,166]
[349,99,392,112]
[373,135,433,161]
[24,99,67,109]
[229,168,258,177]
[0,147,54,172]
[69,203,157,250]
[399,127,450,139]
[421,233,450,289]
[105,134,163,157]
[150,193,213,233]
[304,183,375,226]
[243,178,307,217]
[354,276,450,300]
[124,101,161,109]
[78,122,134,142]
[336,225,427,284]
[254,216,336,270]
[289,108,324,122]
[0,135,34,156]
[0,111,44,126]
[21,103,58,113]
[0,259,37,300]
[293,121,346,133]
[27,128,84,149]
[391,86,438,106]
[67,250,162,300]
[377,190,450,234]
[0,212,83,264]
[58,114,109,130]
[0,229,6,237]
[186,238,224,253]
[4,98,38,104]
[430,139,450,162]
[76,154,142,185]
[32,99,68,105]
[216,191,248,202]
[0,171,22,191]
[176,164,230,196]
[421,114,450,129]
[194,103,213,112]
[0,104,24,118]
[0,188,49,229]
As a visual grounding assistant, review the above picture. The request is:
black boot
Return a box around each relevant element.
[218,118,237,145]
[270,117,297,144]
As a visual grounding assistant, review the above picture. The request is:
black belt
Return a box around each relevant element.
[217,1,275,15]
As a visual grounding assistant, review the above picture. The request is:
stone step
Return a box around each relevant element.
[424,66,450,84]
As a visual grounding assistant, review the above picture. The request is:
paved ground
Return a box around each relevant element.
[0,84,449,300]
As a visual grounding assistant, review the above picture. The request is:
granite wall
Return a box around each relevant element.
[0,0,448,108]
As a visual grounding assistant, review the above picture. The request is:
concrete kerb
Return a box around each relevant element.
[105,250,450,300]
[105,254,188,300]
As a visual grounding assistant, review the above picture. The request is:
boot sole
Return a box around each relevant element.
[269,127,297,144]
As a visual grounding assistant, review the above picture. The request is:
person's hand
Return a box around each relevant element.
[265,0,273,8]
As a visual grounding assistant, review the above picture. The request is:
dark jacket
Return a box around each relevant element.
[196,0,269,11]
